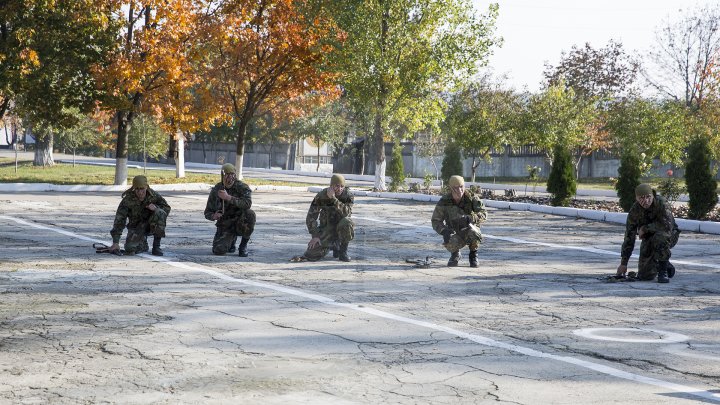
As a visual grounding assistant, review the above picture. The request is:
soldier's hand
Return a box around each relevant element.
[211,212,223,221]
[638,226,647,239]
[218,189,231,201]
[326,188,335,199]
[616,264,627,277]
[308,237,321,249]
[109,243,120,253]
[146,203,157,211]
[441,228,454,244]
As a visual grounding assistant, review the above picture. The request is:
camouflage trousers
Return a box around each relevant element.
[444,224,483,253]
[212,209,256,255]
[303,218,354,261]
[124,208,168,254]
[636,228,680,280]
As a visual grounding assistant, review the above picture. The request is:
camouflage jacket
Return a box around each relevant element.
[431,190,487,234]
[306,187,354,237]
[111,187,171,243]
[620,191,676,265]
[204,181,252,223]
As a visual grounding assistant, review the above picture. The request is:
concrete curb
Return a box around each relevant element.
[0,183,307,193]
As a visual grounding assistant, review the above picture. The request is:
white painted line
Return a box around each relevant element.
[573,328,690,343]
[2,214,719,403]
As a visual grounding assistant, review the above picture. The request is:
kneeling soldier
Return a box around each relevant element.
[302,174,355,261]
[204,163,256,256]
[432,175,487,267]
[616,183,680,283]
[110,175,171,256]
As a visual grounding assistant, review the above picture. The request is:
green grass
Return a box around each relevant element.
[0,161,315,187]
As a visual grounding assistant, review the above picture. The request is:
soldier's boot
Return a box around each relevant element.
[151,237,164,256]
[447,251,460,267]
[228,236,238,254]
[238,237,250,257]
[667,261,676,278]
[657,261,670,283]
[338,242,351,262]
[469,250,478,268]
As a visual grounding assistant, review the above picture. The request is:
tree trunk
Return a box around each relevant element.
[316,135,321,172]
[372,109,386,190]
[471,156,478,183]
[33,131,54,166]
[285,142,292,170]
[235,118,249,179]
[115,110,131,185]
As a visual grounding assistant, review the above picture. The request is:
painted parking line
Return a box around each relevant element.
[1,213,719,402]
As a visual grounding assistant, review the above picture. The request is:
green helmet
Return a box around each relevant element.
[221,163,236,174]
[330,173,345,186]
[132,175,148,189]
[448,175,465,187]
[635,183,652,197]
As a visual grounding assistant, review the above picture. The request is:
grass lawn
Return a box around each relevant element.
[0,161,314,187]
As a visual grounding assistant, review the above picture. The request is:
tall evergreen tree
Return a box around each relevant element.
[546,144,576,206]
[615,151,642,212]
[685,137,718,219]
[387,142,406,192]
[441,142,463,185]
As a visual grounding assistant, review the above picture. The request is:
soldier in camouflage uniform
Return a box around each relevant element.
[432,175,487,267]
[204,163,256,256]
[617,183,680,283]
[301,174,354,262]
[110,175,171,256]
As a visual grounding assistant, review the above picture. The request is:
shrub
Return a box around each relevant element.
[685,137,718,219]
[657,177,685,206]
[387,142,406,192]
[440,142,463,185]
[546,144,576,206]
[615,151,641,212]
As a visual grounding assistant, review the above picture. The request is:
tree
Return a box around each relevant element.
[685,136,718,219]
[444,76,521,182]
[289,99,349,172]
[544,40,639,100]
[331,0,499,190]
[204,0,340,179]
[414,129,444,180]
[546,143,576,206]
[96,0,204,185]
[615,150,642,212]
[387,142,406,192]
[645,3,720,109]
[523,81,597,171]
[605,98,686,167]
[440,142,463,185]
[55,108,105,166]
[128,114,169,168]
[0,0,118,165]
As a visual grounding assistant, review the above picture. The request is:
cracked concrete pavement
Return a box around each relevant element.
[1,189,719,404]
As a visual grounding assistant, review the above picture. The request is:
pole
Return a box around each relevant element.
[143,126,147,174]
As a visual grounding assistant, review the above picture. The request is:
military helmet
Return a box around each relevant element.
[448,175,465,187]
[221,163,236,174]
[635,183,652,197]
[132,175,148,189]
[330,173,345,186]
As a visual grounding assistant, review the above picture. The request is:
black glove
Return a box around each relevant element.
[441,228,454,244]
[453,215,471,229]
